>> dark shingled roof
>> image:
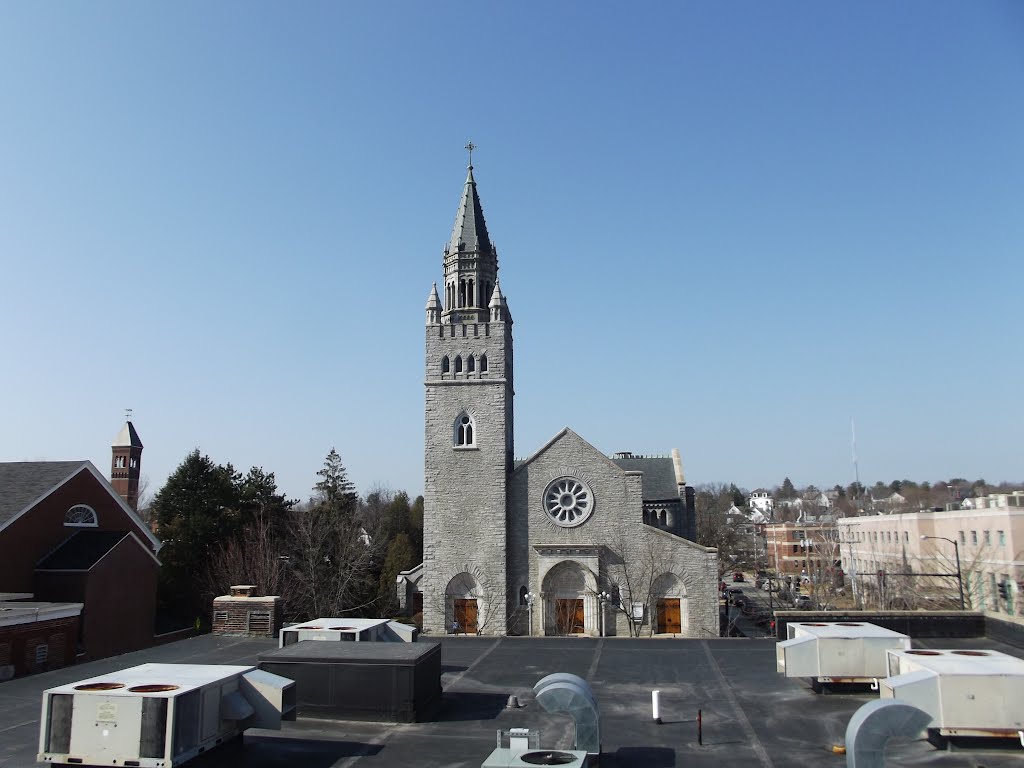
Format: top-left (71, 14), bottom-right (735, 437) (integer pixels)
top-left (0, 461), bottom-right (89, 525)
top-left (36, 530), bottom-right (130, 571)
top-left (611, 456), bottom-right (680, 500)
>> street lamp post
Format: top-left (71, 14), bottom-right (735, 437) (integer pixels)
top-left (525, 592), bottom-right (537, 636)
top-left (921, 535), bottom-right (965, 610)
top-left (597, 592), bottom-right (611, 637)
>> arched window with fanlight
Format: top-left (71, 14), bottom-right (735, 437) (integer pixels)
top-left (454, 412), bottom-right (475, 447)
top-left (64, 504), bottom-right (98, 527)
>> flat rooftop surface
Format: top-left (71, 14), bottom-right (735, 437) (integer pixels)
top-left (261, 639), bottom-right (440, 663)
top-left (3, 634), bottom-right (1024, 767)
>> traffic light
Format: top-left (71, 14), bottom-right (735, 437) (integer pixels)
top-left (998, 581), bottom-right (1010, 601)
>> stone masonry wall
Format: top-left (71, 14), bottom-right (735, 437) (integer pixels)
top-left (508, 429), bottom-right (718, 637)
top-left (423, 320), bottom-right (512, 635)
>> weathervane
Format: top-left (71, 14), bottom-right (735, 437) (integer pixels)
top-left (125, 408), bottom-right (133, 422)
top-left (465, 140), bottom-right (476, 167)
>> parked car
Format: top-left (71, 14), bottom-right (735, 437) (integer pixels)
top-left (794, 595), bottom-right (812, 610)
top-left (732, 572), bottom-right (745, 582)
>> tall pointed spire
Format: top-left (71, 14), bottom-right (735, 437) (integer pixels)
top-left (446, 164), bottom-right (493, 260)
top-left (439, 146), bottom-right (500, 323)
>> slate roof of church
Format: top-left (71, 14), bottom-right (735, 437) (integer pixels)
top-left (36, 530), bottom-right (131, 571)
top-left (611, 456), bottom-right (680, 501)
top-left (0, 461), bottom-right (88, 525)
top-left (447, 165), bottom-right (493, 256)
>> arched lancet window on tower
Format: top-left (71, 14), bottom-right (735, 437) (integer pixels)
top-left (480, 354), bottom-right (488, 372)
top-left (442, 356), bottom-right (450, 374)
top-left (468, 278), bottom-right (475, 307)
top-left (454, 355), bottom-right (463, 374)
top-left (455, 413), bottom-right (475, 447)
top-left (467, 355), bottom-right (475, 373)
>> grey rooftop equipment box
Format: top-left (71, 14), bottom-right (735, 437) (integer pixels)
top-left (258, 639), bottom-right (441, 722)
top-left (777, 621), bottom-right (911, 688)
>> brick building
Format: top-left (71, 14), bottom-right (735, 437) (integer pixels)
top-left (0, 596), bottom-right (82, 679)
top-left (764, 521), bottom-right (841, 581)
top-left (0, 420), bottom-right (162, 662)
top-left (413, 158), bottom-right (718, 637)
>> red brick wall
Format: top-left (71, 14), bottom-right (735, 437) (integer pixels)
top-left (0, 615), bottom-right (79, 679)
top-left (212, 597), bottom-right (282, 638)
top-left (0, 468), bottom-right (157, 593)
top-left (35, 537), bottom-right (157, 660)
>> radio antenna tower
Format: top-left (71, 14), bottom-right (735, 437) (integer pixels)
top-left (851, 418), bottom-right (860, 500)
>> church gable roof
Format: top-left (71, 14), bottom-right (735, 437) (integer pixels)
top-left (513, 428), bottom-right (635, 481)
top-left (0, 460), bottom-right (162, 552)
top-left (610, 456), bottom-right (680, 501)
top-left (0, 461), bottom-right (89, 525)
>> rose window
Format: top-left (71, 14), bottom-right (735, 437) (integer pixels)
top-left (544, 477), bottom-right (594, 528)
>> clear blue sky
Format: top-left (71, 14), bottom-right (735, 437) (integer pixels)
top-left (2, 2), bottom-right (1022, 503)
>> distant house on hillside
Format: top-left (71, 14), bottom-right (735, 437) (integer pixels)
top-left (749, 489), bottom-right (774, 518)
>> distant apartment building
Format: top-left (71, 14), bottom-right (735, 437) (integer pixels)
top-left (837, 491), bottom-right (1024, 615)
top-left (764, 521), bottom-right (840, 580)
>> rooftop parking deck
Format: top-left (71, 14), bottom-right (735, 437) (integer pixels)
top-left (3, 633), bottom-right (1023, 767)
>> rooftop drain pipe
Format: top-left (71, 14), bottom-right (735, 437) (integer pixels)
top-left (533, 673), bottom-right (601, 758)
top-left (845, 699), bottom-right (931, 768)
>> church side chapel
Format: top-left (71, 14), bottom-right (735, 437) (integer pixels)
top-left (414, 147), bottom-right (718, 637)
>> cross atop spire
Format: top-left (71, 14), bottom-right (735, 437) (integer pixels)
top-left (465, 140), bottom-right (476, 168)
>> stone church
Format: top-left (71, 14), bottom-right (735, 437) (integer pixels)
top-left (401, 159), bottom-right (719, 637)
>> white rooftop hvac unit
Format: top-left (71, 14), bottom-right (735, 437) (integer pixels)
top-left (38, 663), bottom-right (295, 767)
top-left (776, 622), bottom-right (911, 688)
top-left (481, 728), bottom-right (588, 767)
top-left (280, 617), bottom-right (416, 646)
top-left (881, 648), bottom-right (1024, 743)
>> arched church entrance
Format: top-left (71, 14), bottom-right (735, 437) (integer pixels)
top-left (445, 572), bottom-right (482, 634)
top-left (652, 572), bottom-right (688, 635)
top-left (541, 560), bottom-right (595, 636)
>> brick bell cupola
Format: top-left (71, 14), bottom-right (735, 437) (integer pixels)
top-left (421, 146), bottom-right (514, 635)
top-left (111, 412), bottom-right (143, 511)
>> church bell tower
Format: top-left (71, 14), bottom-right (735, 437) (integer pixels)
top-left (422, 147), bottom-right (514, 635)
top-left (111, 412), bottom-right (143, 511)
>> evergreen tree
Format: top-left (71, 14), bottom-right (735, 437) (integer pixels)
top-left (409, 495), bottom-right (424, 562)
top-left (151, 449), bottom-right (242, 620)
top-left (780, 477), bottom-right (797, 499)
top-left (288, 448), bottom-right (375, 617)
top-left (314, 447), bottom-right (358, 515)
top-left (377, 533), bottom-right (416, 615)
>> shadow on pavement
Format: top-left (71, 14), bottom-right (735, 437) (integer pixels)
top-left (437, 691), bottom-right (510, 722)
top-left (604, 746), bottom-right (676, 767)
top-left (190, 735), bottom-right (384, 767)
